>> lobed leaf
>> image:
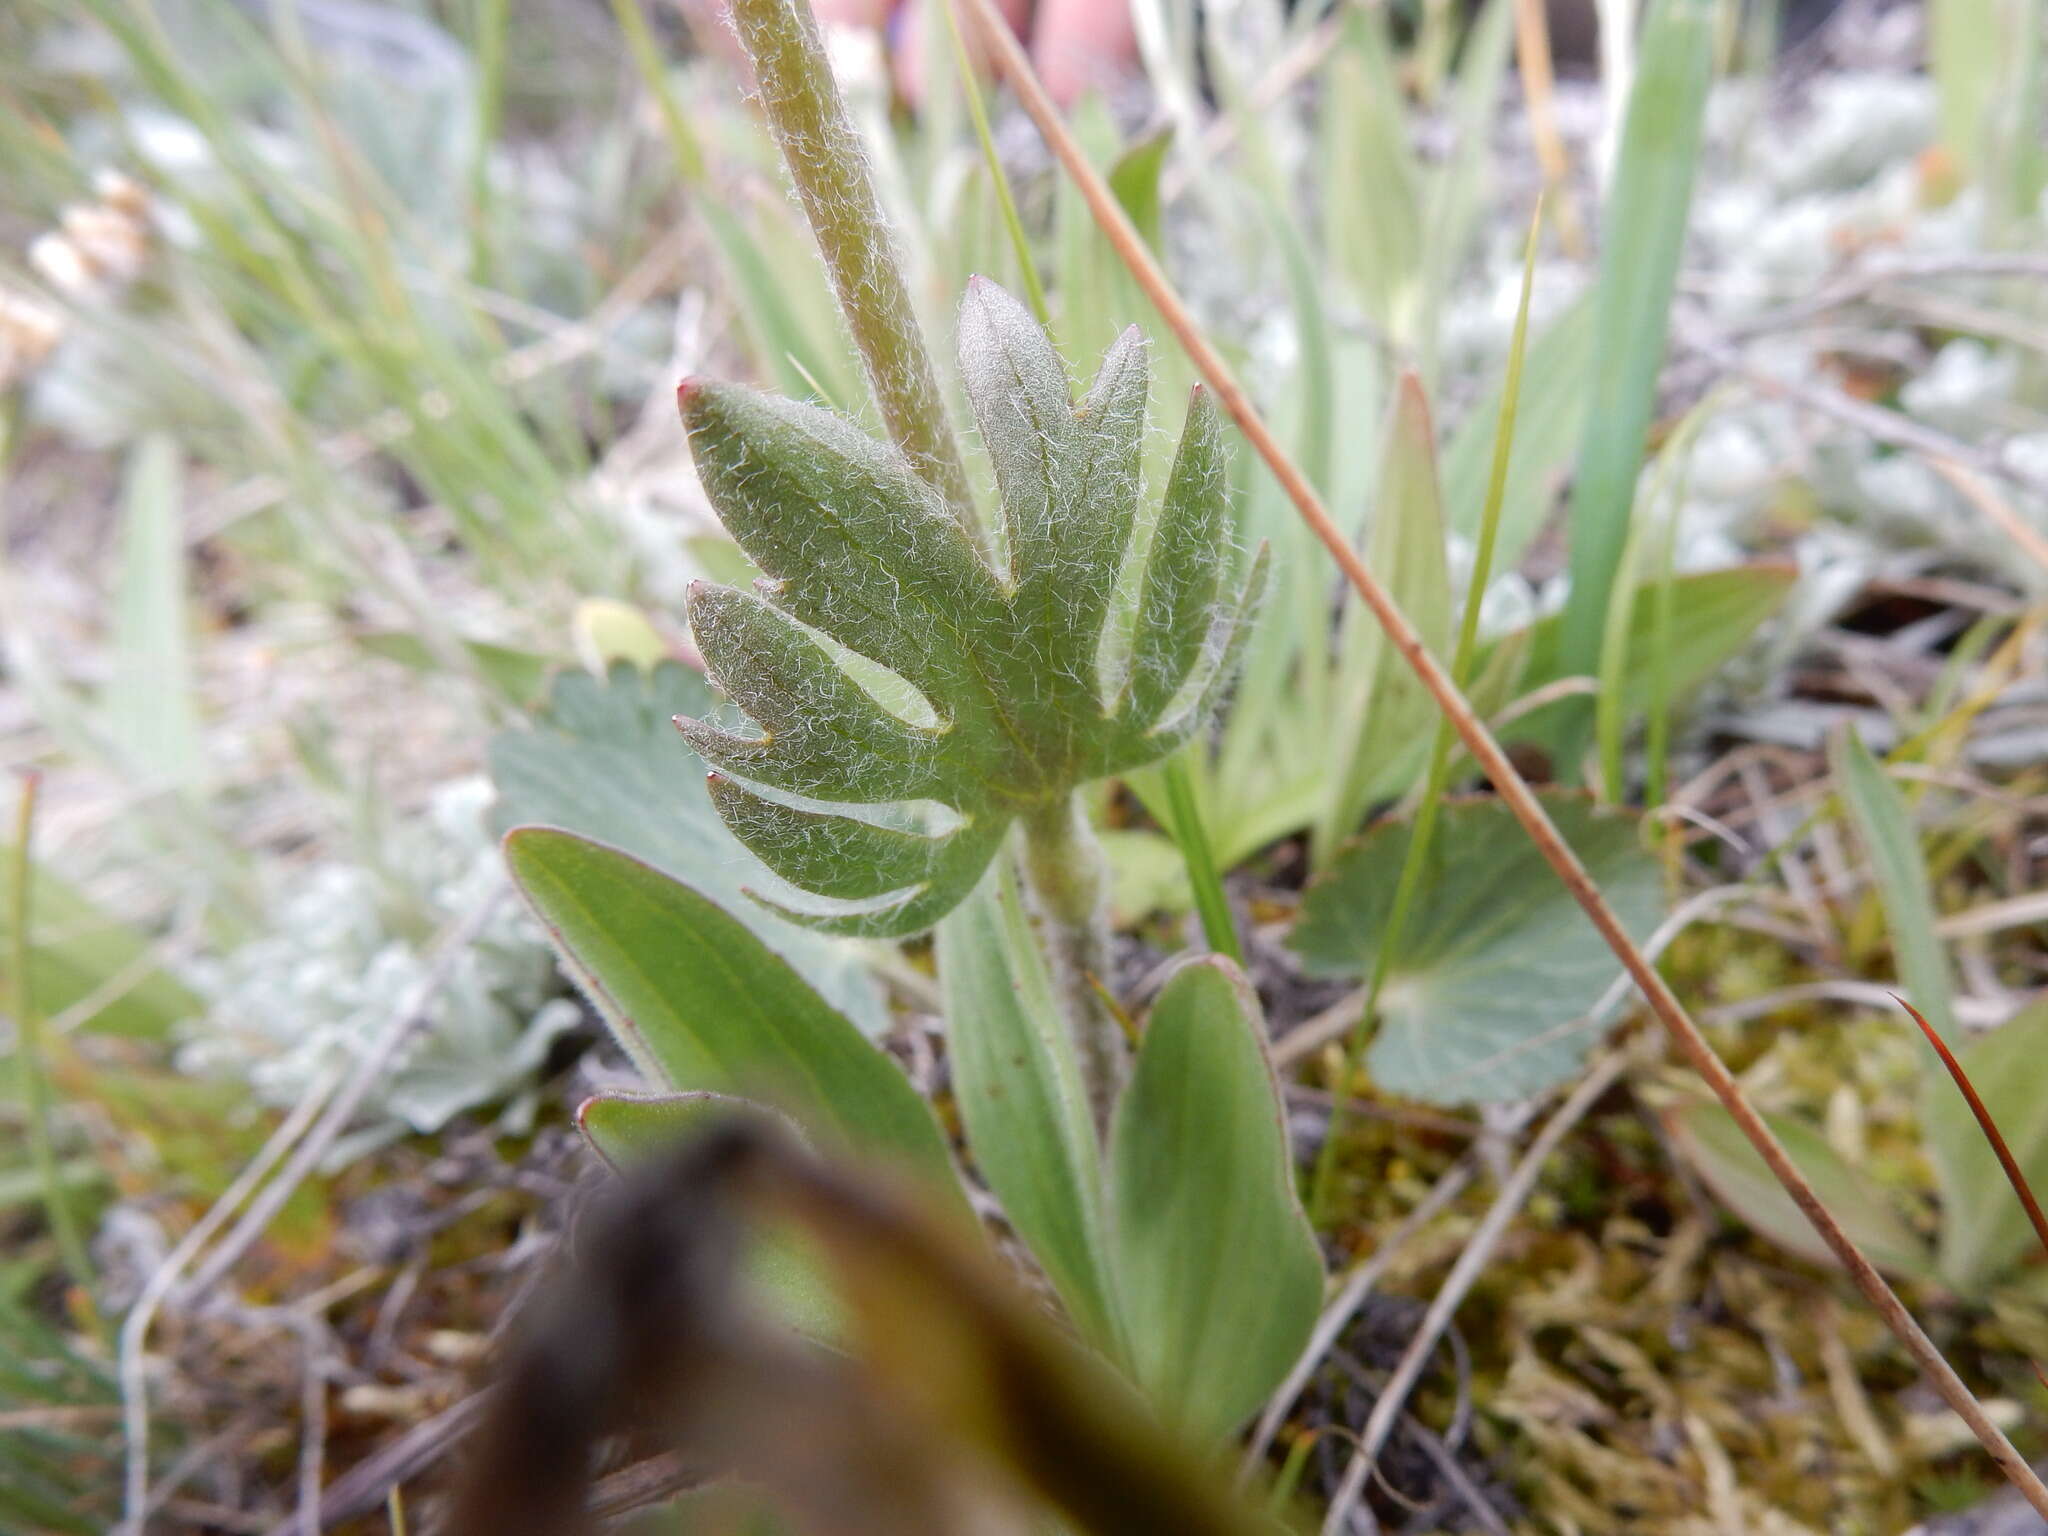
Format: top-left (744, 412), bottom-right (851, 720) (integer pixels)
top-left (676, 281), bottom-right (1263, 936)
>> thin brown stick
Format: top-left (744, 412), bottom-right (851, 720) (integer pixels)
top-left (1898, 995), bottom-right (2048, 1264)
top-left (960, 0), bottom-right (2048, 1513)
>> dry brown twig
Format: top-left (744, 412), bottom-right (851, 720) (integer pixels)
top-left (958, 0), bottom-right (2048, 1513)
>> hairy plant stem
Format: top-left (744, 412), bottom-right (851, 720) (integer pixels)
top-left (726, 0), bottom-right (978, 536)
top-left (1018, 795), bottom-right (1127, 1138)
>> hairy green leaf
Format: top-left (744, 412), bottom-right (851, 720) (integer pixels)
top-left (488, 660), bottom-right (884, 1030)
top-left (1108, 959), bottom-right (1322, 1440)
top-left (1292, 795), bottom-right (1663, 1104)
top-left (675, 280), bottom-right (1265, 937)
top-left (505, 828), bottom-right (956, 1201)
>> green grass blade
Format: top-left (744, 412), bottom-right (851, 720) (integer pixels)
top-left (106, 435), bottom-right (204, 792)
top-left (1552, 0), bottom-right (1713, 769)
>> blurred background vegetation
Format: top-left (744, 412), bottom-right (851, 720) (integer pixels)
top-left (3, 0), bottom-right (2048, 1529)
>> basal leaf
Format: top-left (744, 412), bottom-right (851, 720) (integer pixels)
top-left (1108, 959), bottom-right (1323, 1440)
top-left (1291, 794), bottom-right (1663, 1104)
top-left (1923, 1003), bottom-right (2048, 1293)
top-left (936, 860), bottom-right (1113, 1344)
top-left (504, 828), bottom-right (957, 1204)
top-left (675, 280), bottom-right (1265, 937)
top-left (1831, 727), bottom-right (1959, 1047)
top-left (488, 659), bottom-right (884, 1030)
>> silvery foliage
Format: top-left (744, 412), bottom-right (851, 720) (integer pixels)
top-left (1445, 71), bottom-right (2048, 738)
top-left (676, 279), bottom-right (1266, 936)
top-left (178, 778), bottom-right (578, 1143)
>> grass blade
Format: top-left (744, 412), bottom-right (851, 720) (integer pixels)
top-left (106, 435), bottom-right (204, 792)
top-left (1551, 0), bottom-right (1713, 770)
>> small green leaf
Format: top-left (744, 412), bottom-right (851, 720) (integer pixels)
top-left (1291, 794), bottom-right (1663, 1104)
top-left (1831, 727), bottom-right (1958, 1047)
top-left (936, 860), bottom-right (1113, 1343)
top-left (1924, 1004), bottom-right (2048, 1293)
top-left (1669, 1101), bottom-right (1933, 1279)
top-left (488, 660), bottom-right (883, 1030)
top-left (106, 435), bottom-right (205, 791)
top-left (1108, 959), bottom-right (1323, 1440)
top-left (675, 282), bottom-right (1262, 937)
top-left (505, 828), bottom-right (958, 1202)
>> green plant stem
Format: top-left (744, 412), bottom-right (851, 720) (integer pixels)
top-left (728, 0), bottom-right (978, 535)
top-left (612, 0), bottom-right (708, 184)
top-left (1160, 754), bottom-right (1244, 965)
top-left (9, 772), bottom-right (98, 1309)
top-left (1019, 795), bottom-right (1128, 1138)
top-left (466, 0), bottom-right (508, 285)
top-left (941, 0), bottom-right (1051, 326)
top-left (1308, 204), bottom-right (1541, 1222)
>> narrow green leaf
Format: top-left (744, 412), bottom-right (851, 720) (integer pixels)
top-left (1317, 376), bottom-right (1453, 858)
top-left (1924, 1004), bottom-right (2048, 1292)
top-left (936, 860), bottom-right (1113, 1343)
top-left (1498, 561), bottom-right (1798, 746)
top-left (355, 630), bottom-right (551, 705)
top-left (1552, 0), bottom-right (1714, 759)
top-left (1323, 9), bottom-right (1424, 340)
top-left (106, 435), bottom-right (204, 790)
top-left (504, 828), bottom-right (958, 1201)
top-left (0, 844), bottom-right (201, 1041)
top-left (1830, 727), bottom-right (1958, 1047)
top-left (1443, 296), bottom-right (1596, 572)
top-left (1669, 1101), bottom-right (1933, 1279)
top-left (1108, 959), bottom-right (1322, 1439)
